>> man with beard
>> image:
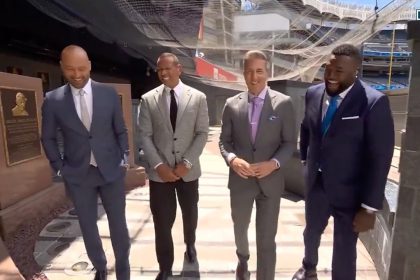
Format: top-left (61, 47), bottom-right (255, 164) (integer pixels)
top-left (292, 44), bottom-right (394, 280)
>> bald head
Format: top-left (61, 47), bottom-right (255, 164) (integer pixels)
top-left (61, 45), bottom-right (89, 61)
top-left (60, 45), bottom-right (91, 89)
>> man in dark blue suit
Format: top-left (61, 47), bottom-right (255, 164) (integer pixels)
top-left (292, 44), bottom-right (394, 280)
top-left (41, 45), bottom-right (130, 280)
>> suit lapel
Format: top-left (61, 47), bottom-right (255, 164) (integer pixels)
top-left (254, 89), bottom-right (275, 145)
top-left (64, 84), bottom-right (89, 135)
top-left (91, 82), bottom-right (100, 132)
top-left (313, 85), bottom-right (326, 139)
top-left (237, 92), bottom-right (251, 144)
top-left (176, 86), bottom-right (192, 125)
top-left (153, 85), bottom-right (172, 132)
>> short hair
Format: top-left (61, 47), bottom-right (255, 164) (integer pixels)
top-left (157, 52), bottom-right (180, 65)
top-left (331, 44), bottom-right (362, 65)
top-left (243, 50), bottom-right (269, 70)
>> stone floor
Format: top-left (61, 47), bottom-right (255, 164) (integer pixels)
top-left (33, 127), bottom-right (381, 280)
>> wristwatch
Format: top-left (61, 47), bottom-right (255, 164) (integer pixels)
top-left (183, 158), bottom-right (193, 169)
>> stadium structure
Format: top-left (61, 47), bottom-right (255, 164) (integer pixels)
top-left (193, 0), bottom-right (416, 91)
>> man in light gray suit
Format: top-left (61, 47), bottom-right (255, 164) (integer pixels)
top-left (138, 53), bottom-right (209, 280)
top-left (41, 45), bottom-right (130, 280)
top-left (219, 50), bottom-right (297, 280)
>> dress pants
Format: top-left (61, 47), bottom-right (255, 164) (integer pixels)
top-left (149, 179), bottom-right (199, 271)
top-left (303, 172), bottom-right (359, 280)
top-left (65, 165), bottom-right (130, 280)
top-left (230, 185), bottom-right (281, 280)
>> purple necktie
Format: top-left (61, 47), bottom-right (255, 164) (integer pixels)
top-left (250, 96), bottom-right (263, 143)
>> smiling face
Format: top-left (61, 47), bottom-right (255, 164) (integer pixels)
top-left (60, 46), bottom-right (91, 89)
top-left (156, 54), bottom-right (182, 89)
top-left (324, 54), bottom-right (359, 96)
top-left (243, 58), bottom-right (268, 96)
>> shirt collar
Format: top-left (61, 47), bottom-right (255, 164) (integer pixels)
top-left (248, 86), bottom-right (268, 101)
top-left (165, 80), bottom-right (183, 97)
top-left (70, 78), bottom-right (92, 96)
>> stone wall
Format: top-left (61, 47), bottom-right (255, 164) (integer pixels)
top-left (387, 21), bottom-right (420, 280)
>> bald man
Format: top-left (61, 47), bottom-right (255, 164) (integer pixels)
top-left (41, 45), bottom-right (130, 280)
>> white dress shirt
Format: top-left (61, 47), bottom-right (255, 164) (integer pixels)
top-left (164, 81), bottom-right (184, 112)
top-left (70, 78), bottom-right (93, 121)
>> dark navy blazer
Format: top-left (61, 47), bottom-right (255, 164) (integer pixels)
top-left (300, 79), bottom-right (394, 209)
top-left (41, 81), bottom-right (128, 185)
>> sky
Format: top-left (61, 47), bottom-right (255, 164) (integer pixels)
top-left (340, 0), bottom-right (420, 8)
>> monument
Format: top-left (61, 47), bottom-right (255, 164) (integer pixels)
top-left (107, 82), bottom-right (146, 189)
top-left (0, 72), bottom-right (64, 239)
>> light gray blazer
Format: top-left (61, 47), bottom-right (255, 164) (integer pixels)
top-left (138, 83), bottom-right (209, 182)
top-left (219, 89), bottom-right (297, 197)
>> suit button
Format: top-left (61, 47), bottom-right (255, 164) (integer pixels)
top-left (172, 151), bottom-right (175, 154)
top-left (253, 148), bottom-right (256, 152)
top-left (89, 136), bottom-right (92, 139)
top-left (174, 138), bottom-right (177, 141)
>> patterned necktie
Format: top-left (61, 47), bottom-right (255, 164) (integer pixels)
top-left (78, 89), bottom-right (96, 166)
top-left (250, 96), bottom-right (263, 143)
top-left (170, 89), bottom-right (178, 131)
top-left (321, 95), bottom-right (339, 135)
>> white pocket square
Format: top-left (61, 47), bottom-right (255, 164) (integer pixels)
top-left (341, 116), bottom-right (359, 120)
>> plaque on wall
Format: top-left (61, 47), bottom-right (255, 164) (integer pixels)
top-left (0, 87), bottom-right (42, 166)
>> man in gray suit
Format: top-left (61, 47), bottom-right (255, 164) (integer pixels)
top-left (138, 53), bottom-right (209, 280)
top-left (219, 50), bottom-right (296, 280)
top-left (41, 45), bottom-right (130, 280)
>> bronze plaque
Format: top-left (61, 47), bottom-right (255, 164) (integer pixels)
top-left (0, 87), bottom-right (42, 166)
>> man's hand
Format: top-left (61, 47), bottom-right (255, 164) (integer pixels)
top-left (174, 163), bottom-right (190, 178)
top-left (230, 157), bottom-right (255, 179)
top-left (156, 164), bottom-right (180, 182)
top-left (250, 160), bottom-right (277, 179)
top-left (353, 208), bottom-right (376, 232)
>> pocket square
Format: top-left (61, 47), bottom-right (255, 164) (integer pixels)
top-left (268, 115), bottom-right (279, 121)
top-left (341, 116), bottom-right (359, 120)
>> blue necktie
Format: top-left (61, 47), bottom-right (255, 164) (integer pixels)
top-left (321, 95), bottom-right (339, 135)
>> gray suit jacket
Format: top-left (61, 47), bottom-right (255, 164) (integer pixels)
top-left (219, 89), bottom-right (297, 197)
top-left (138, 83), bottom-right (209, 182)
top-left (41, 81), bottom-right (128, 185)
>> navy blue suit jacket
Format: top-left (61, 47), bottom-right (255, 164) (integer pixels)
top-left (41, 81), bottom-right (128, 185)
top-left (300, 79), bottom-right (394, 209)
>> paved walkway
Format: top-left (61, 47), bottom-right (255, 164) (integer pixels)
top-left (34, 127), bottom-right (380, 279)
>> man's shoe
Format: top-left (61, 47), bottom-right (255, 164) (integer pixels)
top-left (94, 270), bottom-right (107, 280)
top-left (291, 267), bottom-right (318, 280)
top-left (236, 261), bottom-right (250, 280)
top-left (155, 270), bottom-right (172, 280)
top-left (185, 244), bottom-right (197, 263)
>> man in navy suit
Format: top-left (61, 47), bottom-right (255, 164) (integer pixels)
top-left (292, 44), bottom-right (394, 280)
top-left (41, 45), bottom-right (130, 280)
